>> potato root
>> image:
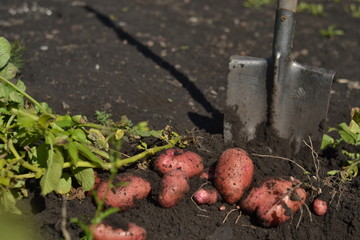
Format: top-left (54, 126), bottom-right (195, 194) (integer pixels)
top-left (90, 223), bottom-right (146, 240)
top-left (313, 198), bottom-right (327, 216)
top-left (214, 148), bottom-right (254, 204)
top-left (193, 187), bottom-right (218, 205)
top-left (154, 148), bottom-right (204, 178)
top-left (158, 169), bottom-right (190, 208)
top-left (96, 174), bottom-right (151, 211)
top-left (240, 177), bottom-right (307, 227)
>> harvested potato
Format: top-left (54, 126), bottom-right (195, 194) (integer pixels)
top-left (214, 148), bottom-right (254, 204)
top-left (158, 169), bottom-right (190, 208)
top-left (193, 187), bottom-right (218, 205)
top-left (96, 174), bottom-right (151, 211)
top-left (154, 148), bottom-right (204, 178)
top-left (313, 198), bottom-right (327, 216)
top-left (240, 177), bottom-right (307, 227)
top-left (90, 222), bottom-right (146, 240)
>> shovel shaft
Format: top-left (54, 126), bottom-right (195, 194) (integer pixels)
top-left (278, 0), bottom-right (298, 12)
top-left (273, 7), bottom-right (296, 60)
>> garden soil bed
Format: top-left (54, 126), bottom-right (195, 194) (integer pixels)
top-left (1, 0), bottom-right (360, 239)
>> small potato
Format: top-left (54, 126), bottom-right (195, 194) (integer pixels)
top-left (154, 148), bottom-right (204, 178)
top-left (240, 177), bottom-right (307, 227)
top-left (158, 169), bottom-right (190, 208)
top-left (214, 148), bottom-right (254, 204)
top-left (96, 174), bottom-right (151, 211)
top-left (313, 198), bottom-right (327, 216)
top-left (193, 187), bottom-right (218, 205)
top-left (90, 223), bottom-right (146, 240)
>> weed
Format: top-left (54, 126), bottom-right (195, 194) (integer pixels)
top-left (297, 2), bottom-right (325, 16)
top-left (95, 110), bottom-right (112, 125)
top-left (348, 4), bottom-right (360, 18)
top-left (320, 25), bottom-right (344, 38)
top-left (243, 0), bottom-right (275, 8)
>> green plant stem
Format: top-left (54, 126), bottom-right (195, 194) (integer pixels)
top-left (78, 123), bottom-right (114, 131)
top-left (5, 115), bottom-right (16, 128)
top-left (14, 173), bottom-right (36, 179)
top-left (62, 160), bottom-right (111, 169)
top-left (0, 75), bottom-right (48, 114)
top-left (86, 145), bottom-right (110, 159)
top-left (114, 136), bottom-right (182, 168)
top-left (62, 136), bottom-right (182, 170)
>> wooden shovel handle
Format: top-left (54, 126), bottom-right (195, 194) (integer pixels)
top-left (278, 0), bottom-right (298, 12)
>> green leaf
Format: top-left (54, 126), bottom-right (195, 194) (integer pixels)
top-left (72, 167), bottom-right (95, 191)
top-left (54, 115), bottom-right (75, 128)
top-left (55, 172), bottom-right (72, 194)
top-left (7, 80), bottom-right (25, 105)
top-left (0, 63), bottom-right (18, 80)
top-left (15, 109), bottom-right (37, 129)
top-left (69, 128), bottom-right (91, 144)
top-left (0, 84), bottom-right (10, 101)
top-left (327, 170), bottom-right (340, 176)
top-left (36, 102), bottom-right (53, 114)
top-left (28, 144), bottom-right (48, 168)
top-left (339, 129), bottom-right (356, 145)
top-left (40, 147), bottom-right (64, 195)
top-left (74, 141), bottom-right (104, 167)
top-left (9, 91), bottom-right (23, 105)
top-left (0, 37), bottom-right (11, 69)
top-left (348, 119), bottom-right (360, 134)
top-left (321, 134), bottom-right (335, 149)
top-left (37, 114), bottom-right (55, 129)
top-left (66, 140), bottom-right (79, 165)
top-left (0, 191), bottom-right (22, 215)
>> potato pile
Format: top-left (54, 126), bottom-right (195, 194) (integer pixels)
top-left (89, 146), bottom-right (326, 238)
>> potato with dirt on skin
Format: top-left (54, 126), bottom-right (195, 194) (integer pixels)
top-left (154, 148), bottom-right (204, 178)
top-left (193, 187), bottom-right (219, 205)
top-left (96, 174), bottom-right (151, 211)
top-left (90, 222), bottom-right (146, 240)
top-left (313, 198), bottom-right (327, 216)
top-left (214, 148), bottom-right (254, 204)
top-left (158, 169), bottom-right (190, 208)
top-left (240, 177), bottom-right (307, 227)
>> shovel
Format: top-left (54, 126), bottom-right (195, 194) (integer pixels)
top-left (224, 0), bottom-right (335, 154)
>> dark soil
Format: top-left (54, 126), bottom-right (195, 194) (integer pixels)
top-left (1, 0), bottom-right (360, 239)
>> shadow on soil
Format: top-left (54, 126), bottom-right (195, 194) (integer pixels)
top-left (83, 5), bottom-right (224, 134)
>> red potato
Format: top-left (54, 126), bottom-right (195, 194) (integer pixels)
top-left (154, 148), bottom-right (204, 178)
top-left (158, 169), bottom-right (190, 208)
top-left (214, 148), bottom-right (254, 204)
top-left (313, 198), bottom-right (327, 216)
top-left (90, 223), bottom-right (146, 240)
top-left (240, 177), bottom-right (307, 227)
top-left (193, 187), bottom-right (218, 205)
top-left (96, 174), bottom-right (151, 211)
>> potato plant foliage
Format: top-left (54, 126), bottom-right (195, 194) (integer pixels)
top-left (321, 107), bottom-right (360, 182)
top-left (0, 37), bottom-right (183, 214)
